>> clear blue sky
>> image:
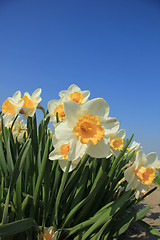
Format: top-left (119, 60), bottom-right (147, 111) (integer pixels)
top-left (0, 0), bottom-right (160, 157)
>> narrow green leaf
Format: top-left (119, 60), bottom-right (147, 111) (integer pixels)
top-left (10, 139), bottom-right (31, 192)
top-left (1, 187), bottom-right (10, 224)
top-left (0, 136), bottom-right (8, 175)
top-left (0, 218), bottom-right (37, 237)
top-left (6, 135), bottom-right (14, 175)
top-left (31, 137), bottom-right (50, 214)
top-left (54, 161), bottom-right (71, 225)
top-left (138, 219), bottom-right (160, 238)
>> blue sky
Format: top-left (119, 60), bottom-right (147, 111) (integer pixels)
top-left (0, 0), bottom-right (160, 157)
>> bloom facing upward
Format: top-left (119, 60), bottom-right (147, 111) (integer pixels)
top-left (59, 84), bottom-right (90, 104)
top-left (124, 150), bottom-right (160, 198)
top-left (22, 88), bottom-right (42, 119)
top-left (54, 98), bottom-right (120, 160)
top-left (2, 91), bottom-right (24, 116)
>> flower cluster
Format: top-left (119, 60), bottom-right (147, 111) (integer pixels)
top-left (1, 84), bottom-right (160, 199)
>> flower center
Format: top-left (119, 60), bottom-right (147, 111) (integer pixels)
top-left (2, 99), bottom-right (17, 115)
top-left (110, 138), bottom-right (124, 151)
top-left (135, 166), bottom-right (155, 185)
top-left (60, 144), bottom-right (70, 160)
top-left (70, 91), bottom-right (83, 104)
top-left (22, 96), bottom-right (35, 109)
top-left (54, 104), bottom-right (66, 120)
top-left (74, 113), bottom-right (105, 145)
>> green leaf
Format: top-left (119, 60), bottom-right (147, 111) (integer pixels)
top-left (6, 134), bottom-right (14, 175)
top-left (54, 161), bottom-right (71, 225)
top-left (138, 219), bottom-right (160, 238)
top-left (31, 137), bottom-right (50, 216)
top-left (1, 187), bottom-right (10, 224)
top-left (0, 218), bottom-right (37, 237)
top-left (0, 135), bottom-right (8, 175)
top-left (10, 139), bottom-right (31, 192)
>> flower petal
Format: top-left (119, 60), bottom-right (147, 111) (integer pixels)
top-left (32, 88), bottom-right (42, 98)
top-left (146, 152), bottom-right (158, 168)
top-left (136, 150), bottom-right (147, 166)
top-left (101, 117), bottom-right (120, 134)
top-left (63, 101), bottom-right (84, 126)
top-left (58, 159), bottom-right (79, 172)
top-left (68, 84), bottom-right (81, 92)
top-left (12, 91), bottom-right (21, 100)
top-left (82, 98), bottom-right (110, 118)
top-left (81, 90), bottom-right (90, 103)
top-left (68, 136), bottom-right (87, 161)
top-left (86, 135), bottom-right (111, 158)
top-left (55, 120), bottom-right (74, 141)
top-left (49, 148), bottom-right (62, 161)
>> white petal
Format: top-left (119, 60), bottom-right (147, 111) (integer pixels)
top-left (146, 152), bottom-right (158, 168)
top-left (24, 92), bottom-right (31, 99)
top-left (68, 84), bottom-right (81, 92)
top-left (59, 90), bottom-right (68, 98)
top-left (137, 182), bottom-right (148, 194)
top-left (68, 137), bottom-right (87, 161)
top-left (23, 108), bottom-right (36, 119)
top-left (49, 148), bottom-right (62, 161)
top-left (48, 100), bottom-right (59, 111)
top-left (63, 101), bottom-right (82, 126)
top-left (136, 150), bottom-right (147, 166)
top-left (124, 166), bottom-right (135, 183)
top-left (86, 135), bottom-right (111, 158)
top-left (126, 176), bottom-right (140, 191)
top-left (116, 129), bottom-right (126, 139)
top-left (58, 159), bottom-right (79, 172)
top-left (54, 120), bottom-right (74, 141)
top-left (101, 118), bottom-right (120, 135)
top-left (81, 90), bottom-right (90, 103)
top-left (12, 91), bottom-right (21, 100)
top-left (82, 98), bottom-right (109, 118)
top-left (32, 88), bottom-right (42, 98)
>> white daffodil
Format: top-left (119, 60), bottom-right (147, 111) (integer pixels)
top-left (126, 141), bottom-right (142, 162)
top-left (2, 91), bottom-right (24, 117)
top-left (110, 129), bottom-right (126, 157)
top-left (124, 150), bottom-right (160, 198)
top-left (12, 117), bottom-right (27, 143)
top-left (54, 98), bottom-right (120, 160)
top-left (39, 226), bottom-right (58, 240)
top-left (47, 98), bottom-right (66, 124)
top-left (49, 136), bottom-right (82, 172)
top-left (1, 113), bottom-right (15, 130)
top-left (59, 84), bottom-right (90, 104)
top-left (22, 88), bottom-right (42, 119)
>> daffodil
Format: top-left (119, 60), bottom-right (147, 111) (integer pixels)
top-left (22, 88), bottom-right (42, 119)
top-left (39, 226), bottom-right (58, 240)
top-left (126, 141), bottom-right (142, 162)
top-left (110, 129), bottom-right (126, 157)
top-left (2, 91), bottom-right (24, 117)
top-left (54, 98), bottom-right (120, 160)
top-left (59, 84), bottom-right (90, 104)
top-left (47, 98), bottom-right (66, 123)
top-left (49, 136), bottom-right (82, 172)
top-left (1, 113), bottom-right (15, 129)
top-left (124, 150), bottom-right (160, 198)
top-left (12, 117), bottom-right (27, 143)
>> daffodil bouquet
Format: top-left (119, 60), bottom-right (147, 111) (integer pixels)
top-left (0, 84), bottom-right (160, 240)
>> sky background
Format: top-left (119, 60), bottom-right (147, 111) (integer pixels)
top-left (0, 0), bottom-right (160, 157)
